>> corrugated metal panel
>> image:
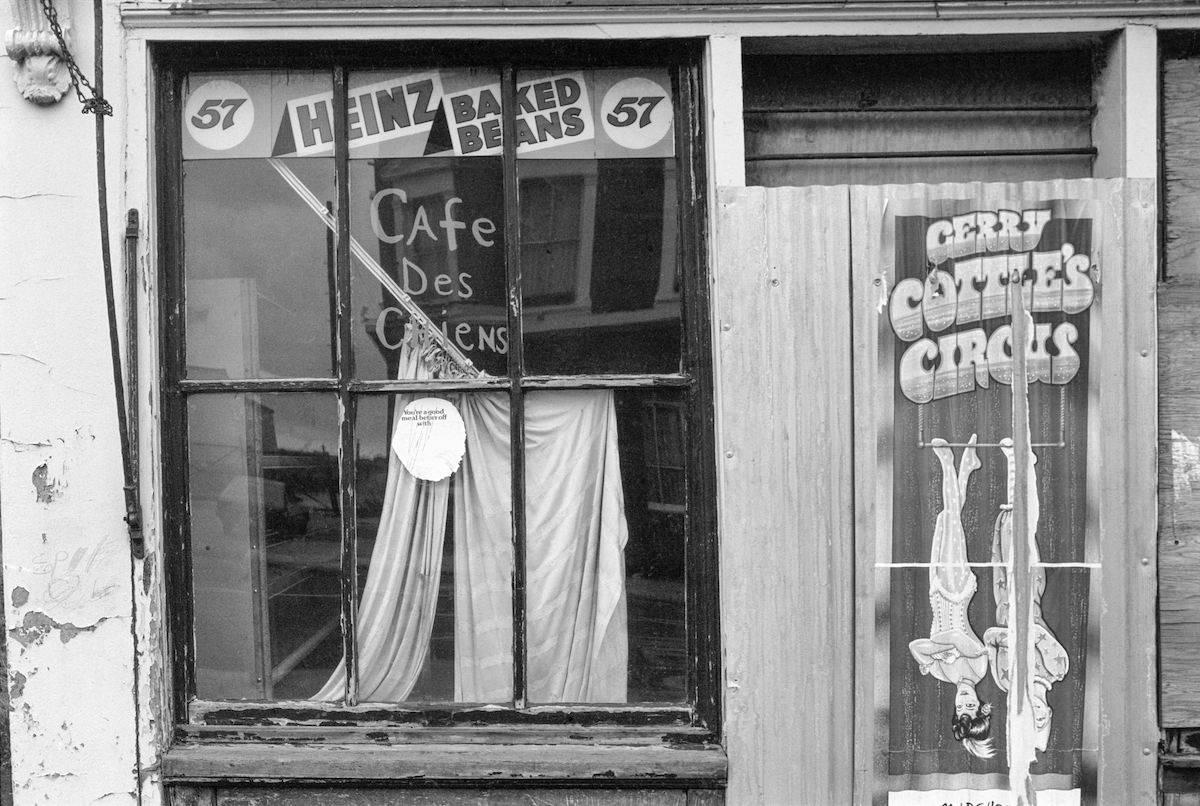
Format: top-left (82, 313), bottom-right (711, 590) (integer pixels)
top-left (744, 53), bottom-right (1095, 187)
top-left (714, 185), bottom-right (856, 805)
top-left (715, 180), bottom-right (1154, 803)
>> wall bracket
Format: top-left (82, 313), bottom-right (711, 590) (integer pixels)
top-left (5, 0), bottom-right (71, 105)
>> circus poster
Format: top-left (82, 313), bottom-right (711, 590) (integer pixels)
top-left (872, 195), bottom-right (1101, 805)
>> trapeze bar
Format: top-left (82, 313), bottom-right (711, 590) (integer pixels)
top-left (917, 441), bottom-right (1066, 449)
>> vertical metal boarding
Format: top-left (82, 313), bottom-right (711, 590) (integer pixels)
top-left (713, 179), bottom-right (1155, 805)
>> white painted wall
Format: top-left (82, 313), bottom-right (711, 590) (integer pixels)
top-left (0, 1), bottom-right (144, 803)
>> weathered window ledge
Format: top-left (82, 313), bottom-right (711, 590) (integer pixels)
top-left (162, 742), bottom-right (728, 787)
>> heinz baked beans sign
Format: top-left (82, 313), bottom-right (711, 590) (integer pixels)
top-left (182, 69), bottom-right (675, 160)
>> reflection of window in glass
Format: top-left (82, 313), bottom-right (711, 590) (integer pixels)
top-left (518, 159), bottom-right (681, 375)
top-left (353, 158), bottom-right (508, 379)
top-left (378, 189), bottom-right (452, 281)
top-left (617, 392), bottom-right (687, 701)
top-left (641, 396), bottom-right (686, 514)
top-left (166, 56), bottom-right (713, 741)
top-left (184, 158), bottom-right (336, 380)
top-left (188, 394), bottom-right (341, 700)
top-left (590, 161), bottom-right (668, 314)
top-left (520, 175), bottom-right (583, 306)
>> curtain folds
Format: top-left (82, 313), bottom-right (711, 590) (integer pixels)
top-left (455, 390), bottom-right (629, 703)
top-left (313, 337), bottom-right (449, 702)
top-left (453, 393), bottom-right (514, 702)
top-left (315, 332), bottom-right (628, 704)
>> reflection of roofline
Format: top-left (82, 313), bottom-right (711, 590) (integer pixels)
top-left (524, 300), bottom-right (681, 334)
top-left (626, 576), bottom-right (684, 604)
top-left (364, 298), bottom-right (686, 340)
top-left (372, 159), bottom-right (461, 186)
top-left (389, 299), bottom-right (681, 334)
top-left (259, 454), bottom-right (337, 471)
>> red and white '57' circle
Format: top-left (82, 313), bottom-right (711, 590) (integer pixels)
top-left (185, 80), bottom-right (255, 151)
top-left (601, 77), bottom-right (672, 151)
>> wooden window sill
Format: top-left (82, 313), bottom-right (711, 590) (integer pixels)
top-left (162, 741), bottom-right (728, 787)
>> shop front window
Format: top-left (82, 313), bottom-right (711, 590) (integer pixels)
top-left (162, 47), bottom-right (716, 729)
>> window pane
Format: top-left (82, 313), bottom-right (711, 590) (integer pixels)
top-left (188, 393), bottom-right (341, 700)
top-left (524, 389), bottom-right (687, 704)
top-left (183, 157), bottom-right (336, 379)
top-left (351, 392), bottom-right (511, 704)
top-left (351, 157), bottom-right (507, 379)
top-left (519, 160), bottom-right (681, 375)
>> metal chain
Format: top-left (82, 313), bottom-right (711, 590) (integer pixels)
top-left (39, 0), bottom-right (112, 116)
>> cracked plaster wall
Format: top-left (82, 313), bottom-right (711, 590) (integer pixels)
top-left (0, 2), bottom-right (145, 804)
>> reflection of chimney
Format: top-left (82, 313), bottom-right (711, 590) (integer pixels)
top-left (590, 161), bottom-right (665, 314)
top-left (373, 162), bottom-right (404, 379)
top-left (326, 201), bottom-right (338, 374)
top-left (259, 404), bottom-right (278, 454)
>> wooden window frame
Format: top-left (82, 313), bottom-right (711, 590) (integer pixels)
top-left (155, 40), bottom-right (721, 753)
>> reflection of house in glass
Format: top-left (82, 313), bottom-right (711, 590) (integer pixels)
top-left (359, 157), bottom-right (681, 378)
top-left (360, 157), bottom-right (508, 378)
top-left (189, 390), bottom-right (343, 701)
top-left (518, 159), bottom-right (681, 376)
top-left (184, 277), bottom-right (344, 699)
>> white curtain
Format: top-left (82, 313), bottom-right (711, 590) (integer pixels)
top-left (452, 393), bottom-right (513, 702)
top-left (312, 339), bottom-right (450, 702)
top-left (455, 390), bottom-right (629, 703)
top-left (315, 343), bottom-right (628, 703)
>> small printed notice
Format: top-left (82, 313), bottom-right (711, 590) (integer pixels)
top-left (391, 398), bottom-right (467, 482)
top-left (889, 789), bottom-right (1080, 806)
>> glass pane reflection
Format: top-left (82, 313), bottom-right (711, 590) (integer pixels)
top-left (524, 389), bottom-right (686, 704)
top-left (183, 159), bottom-right (336, 380)
top-left (351, 158), bottom-right (507, 379)
top-left (519, 160), bottom-right (681, 375)
top-left (188, 393), bottom-right (341, 700)
top-left (353, 393), bottom-right (511, 703)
